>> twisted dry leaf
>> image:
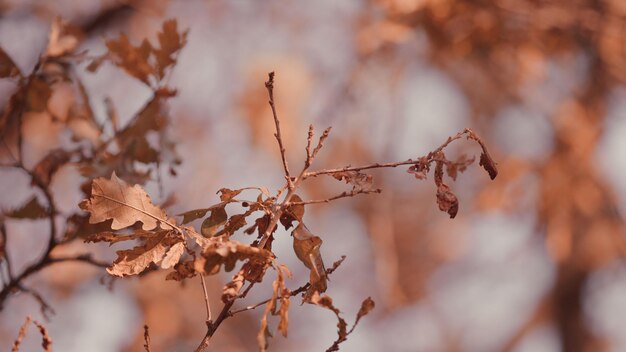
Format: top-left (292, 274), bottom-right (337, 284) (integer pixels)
top-left (107, 231), bottom-right (183, 277)
top-left (80, 172), bottom-right (174, 231)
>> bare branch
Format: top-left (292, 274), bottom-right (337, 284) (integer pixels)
top-left (143, 325), bottom-right (152, 352)
top-left (11, 316), bottom-right (31, 352)
top-left (290, 189), bottom-right (382, 206)
top-left (265, 72), bottom-right (293, 189)
top-left (200, 275), bottom-right (212, 325)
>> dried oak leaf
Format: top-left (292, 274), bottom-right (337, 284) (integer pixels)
top-left (258, 264), bottom-right (292, 351)
top-left (0, 47), bottom-right (20, 78)
top-left (194, 236), bottom-right (273, 275)
top-left (407, 158), bottom-right (430, 180)
top-left (6, 196), bottom-right (49, 219)
top-left (166, 260), bottom-right (196, 281)
top-left (310, 293), bottom-right (348, 347)
top-left (436, 183), bottom-right (459, 219)
top-left (292, 224), bottom-right (327, 301)
top-left (222, 271), bottom-right (245, 303)
top-left (217, 188), bottom-right (243, 201)
top-left (79, 172), bottom-right (174, 231)
top-left (83, 231), bottom-right (152, 245)
top-left (352, 297), bottom-right (375, 332)
top-left (200, 206), bottom-right (227, 237)
top-left (332, 171), bottom-right (373, 192)
top-left (280, 194), bottom-right (304, 230)
top-left (107, 230), bottom-right (183, 277)
top-left (177, 201), bottom-right (229, 224)
top-left (466, 130), bottom-right (498, 180)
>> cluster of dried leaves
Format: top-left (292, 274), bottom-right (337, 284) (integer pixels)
top-left (2, 16), bottom-right (498, 352)
top-left (77, 70), bottom-right (496, 350)
top-left (0, 18), bottom-right (184, 318)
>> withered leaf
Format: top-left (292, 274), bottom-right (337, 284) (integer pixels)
top-left (480, 151), bottom-right (498, 180)
top-left (353, 297), bottom-right (375, 331)
top-left (310, 293), bottom-right (348, 346)
top-left (222, 271), bottom-right (245, 303)
top-left (79, 172), bottom-right (174, 231)
top-left (83, 231), bottom-right (152, 245)
top-left (436, 183), bottom-right (459, 219)
top-left (107, 231), bottom-right (182, 277)
top-left (292, 224), bottom-right (327, 301)
top-left (407, 159), bottom-right (429, 180)
top-left (0, 47), bottom-right (20, 78)
top-left (280, 194), bottom-right (304, 230)
top-left (332, 171), bottom-right (373, 192)
top-left (194, 236), bottom-right (273, 275)
top-left (218, 188), bottom-right (243, 202)
top-left (161, 241), bottom-right (185, 269)
top-left (177, 201), bottom-right (229, 224)
top-left (166, 260), bottom-right (196, 281)
top-left (6, 197), bottom-right (49, 219)
top-left (466, 129), bottom-right (498, 180)
top-left (201, 206), bottom-right (228, 237)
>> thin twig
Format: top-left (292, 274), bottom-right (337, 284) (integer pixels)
top-left (11, 316), bottom-right (32, 352)
top-left (305, 125), bottom-right (314, 167)
top-left (32, 320), bottom-right (52, 352)
top-left (143, 325), bottom-right (152, 352)
top-left (289, 189), bottom-right (382, 205)
top-left (200, 275), bottom-right (212, 324)
top-left (265, 72), bottom-right (293, 190)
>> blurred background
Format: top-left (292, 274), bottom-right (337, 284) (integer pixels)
top-left (1, 0), bottom-right (626, 351)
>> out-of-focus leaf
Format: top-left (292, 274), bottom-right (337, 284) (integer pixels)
top-left (84, 231), bottom-right (151, 245)
top-left (353, 297), bottom-right (375, 331)
top-left (79, 172), bottom-right (174, 231)
top-left (25, 77), bottom-right (51, 112)
top-left (6, 197), bottom-right (49, 219)
top-left (201, 206), bottom-right (228, 237)
top-left (154, 19), bottom-right (188, 79)
top-left (45, 17), bottom-right (82, 57)
top-left (105, 33), bottom-right (154, 86)
top-left (0, 47), bottom-right (20, 78)
top-left (32, 149), bottom-right (71, 186)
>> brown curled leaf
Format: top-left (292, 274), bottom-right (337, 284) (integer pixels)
top-left (436, 183), bottom-right (459, 219)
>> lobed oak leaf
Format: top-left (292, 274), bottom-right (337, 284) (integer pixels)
top-left (106, 231), bottom-right (181, 277)
top-left (0, 47), bottom-right (20, 78)
top-left (80, 172), bottom-right (174, 231)
top-left (154, 19), bottom-right (187, 79)
top-left (5, 196), bottom-right (49, 219)
top-left (222, 271), bottom-right (245, 303)
top-left (105, 33), bottom-right (153, 86)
